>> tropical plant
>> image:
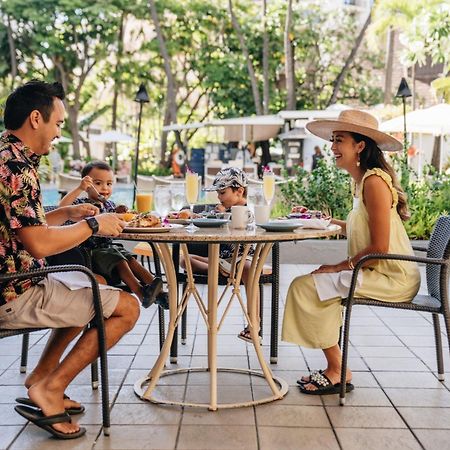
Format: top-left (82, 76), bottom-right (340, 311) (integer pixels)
top-left (280, 156), bottom-right (352, 221)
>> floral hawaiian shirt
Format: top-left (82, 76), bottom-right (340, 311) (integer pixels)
top-left (0, 132), bottom-right (47, 305)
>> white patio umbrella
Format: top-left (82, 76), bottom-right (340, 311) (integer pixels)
top-left (89, 130), bottom-right (134, 171)
top-left (381, 103), bottom-right (450, 172)
top-left (89, 130), bottom-right (134, 143)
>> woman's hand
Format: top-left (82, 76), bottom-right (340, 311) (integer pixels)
top-left (311, 260), bottom-right (349, 274)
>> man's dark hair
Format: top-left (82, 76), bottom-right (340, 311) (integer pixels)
top-left (81, 160), bottom-right (113, 177)
top-left (4, 81), bottom-right (65, 130)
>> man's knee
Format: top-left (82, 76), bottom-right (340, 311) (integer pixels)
top-left (116, 292), bottom-right (140, 330)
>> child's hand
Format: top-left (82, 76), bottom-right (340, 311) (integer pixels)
top-left (215, 204), bottom-right (226, 213)
top-left (79, 176), bottom-right (94, 192)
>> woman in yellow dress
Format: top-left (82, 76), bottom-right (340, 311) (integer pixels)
top-left (282, 109), bottom-right (420, 395)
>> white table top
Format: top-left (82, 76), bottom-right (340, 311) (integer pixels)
top-left (119, 224), bottom-right (341, 243)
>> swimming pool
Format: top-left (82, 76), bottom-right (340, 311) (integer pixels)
top-left (42, 186), bottom-right (135, 208)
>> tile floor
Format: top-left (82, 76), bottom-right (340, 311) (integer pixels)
top-left (1, 264), bottom-right (449, 450)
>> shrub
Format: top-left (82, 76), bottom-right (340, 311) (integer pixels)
top-left (279, 159), bottom-right (449, 240)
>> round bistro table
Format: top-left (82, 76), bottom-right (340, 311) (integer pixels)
top-left (119, 223), bottom-right (341, 410)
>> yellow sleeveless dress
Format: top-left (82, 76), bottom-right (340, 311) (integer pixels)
top-left (281, 168), bottom-right (421, 349)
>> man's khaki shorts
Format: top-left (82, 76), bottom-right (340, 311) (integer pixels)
top-left (0, 277), bottom-right (121, 329)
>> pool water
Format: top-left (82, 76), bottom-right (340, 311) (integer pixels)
top-left (42, 187), bottom-right (135, 208)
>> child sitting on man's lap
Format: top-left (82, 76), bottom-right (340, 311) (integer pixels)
top-left (59, 160), bottom-right (168, 308)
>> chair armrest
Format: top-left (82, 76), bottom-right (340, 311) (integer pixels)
top-left (345, 252), bottom-right (448, 306)
top-left (412, 245), bottom-right (428, 252)
top-left (0, 265), bottom-right (104, 329)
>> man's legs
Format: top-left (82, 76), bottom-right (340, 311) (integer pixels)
top-left (27, 291), bottom-right (140, 435)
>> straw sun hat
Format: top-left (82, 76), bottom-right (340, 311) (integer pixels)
top-left (305, 109), bottom-right (403, 152)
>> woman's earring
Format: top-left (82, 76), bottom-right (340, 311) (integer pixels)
top-left (356, 154), bottom-right (360, 167)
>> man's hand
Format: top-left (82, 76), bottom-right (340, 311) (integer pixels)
top-left (96, 213), bottom-right (126, 237)
top-left (67, 203), bottom-right (99, 222)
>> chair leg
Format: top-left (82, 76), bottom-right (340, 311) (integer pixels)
top-left (259, 283), bottom-right (264, 338)
top-left (91, 359), bottom-right (99, 389)
top-left (181, 282), bottom-right (188, 344)
top-left (158, 305), bottom-right (166, 351)
top-left (339, 304), bottom-right (353, 406)
top-left (20, 333), bottom-right (30, 373)
top-left (432, 313), bottom-right (445, 381)
top-left (270, 244), bottom-right (280, 364)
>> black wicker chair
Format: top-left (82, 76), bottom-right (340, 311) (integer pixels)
top-left (339, 215), bottom-right (450, 405)
top-left (0, 264), bottom-right (112, 435)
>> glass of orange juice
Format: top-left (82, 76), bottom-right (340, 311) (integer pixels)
top-left (136, 192), bottom-right (153, 213)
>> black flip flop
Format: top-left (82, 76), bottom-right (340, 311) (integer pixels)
top-left (15, 405), bottom-right (86, 440)
top-left (298, 371), bottom-right (355, 396)
top-left (15, 395), bottom-right (85, 415)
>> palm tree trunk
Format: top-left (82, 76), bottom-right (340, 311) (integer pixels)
top-left (284, 0), bottom-right (295, 110)
top-left (228, 0), bottom-right (263, 115)
top-left (149, 0), bottom-right (180, 163)
top-left (262, 0), bottom-right (270, 114)
top-left (327, 13), bottom-right (371, 106)
top-left (6, 15), bottom-right (17, 89)
top-left (383, 27), bottom-right (395, 105)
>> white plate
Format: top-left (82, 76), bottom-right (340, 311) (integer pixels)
top-left (167, 218), bottom-right (190, 225)
top-left (256, 220), bottom-right (303, 232)
top-left (192, 218), bottom-right (229, 228)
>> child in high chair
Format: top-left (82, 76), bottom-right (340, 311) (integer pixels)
top-left (59, 160), bottom-right (168, 308)
top-left (180, 167), bottom-right (258, 342)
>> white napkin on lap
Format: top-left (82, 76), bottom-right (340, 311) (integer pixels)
top-left (312, 270), bottom-right (363, 302)
top-left (49, 272), bottom-right (121, 291)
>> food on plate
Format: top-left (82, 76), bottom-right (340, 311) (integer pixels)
top-left (291, 205), bottom-right (308, 214)
top-left (127, 212), bottom-right (162, 228)
top-left (167, 209), bottom-right (199, 220)
top-left (290, 206), bottom-right (327, 219)
top-left (122, 212), bottom-right (137, 222)
top-left (115, 204), bottom-right (129, 214)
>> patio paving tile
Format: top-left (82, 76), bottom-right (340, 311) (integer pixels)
top-left (325, 406), bottom-right (407, 428)
top-left (177, 425), bottom-right (258, 450)
top-left (334, 428), bottom-right (422, 450)
top-left (258, 427), bottom-right (340, 450)
top-left (1, 263), bottom-right (449, 449)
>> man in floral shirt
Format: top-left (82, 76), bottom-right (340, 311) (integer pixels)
top-left (0, 81), bottom-right (140, 439)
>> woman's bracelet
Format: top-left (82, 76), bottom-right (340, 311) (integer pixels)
top-left (347, 257), bottom-right (355, 270)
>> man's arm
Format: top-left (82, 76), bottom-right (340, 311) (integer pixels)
top-left (17, 214), bottom-right (126, 259)
top-left (45, 204), bottom-right (99, 226)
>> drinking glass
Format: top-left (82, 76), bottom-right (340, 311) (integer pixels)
top-left (153, 186), bottom-right (171, 223)
top-left (247, 185), bottom-right (265, 214)
top-left (171, 184), bottom-right (186, 211)
top-left (136, 192), bottom-right (153, 213)
top-left (185, 171), bottom-right (199, 232)
top-left (263, 171), bottom-right (275, 205)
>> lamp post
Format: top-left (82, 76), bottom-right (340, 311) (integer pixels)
top-left (395, 77), bottom-right (412, 187)
top-left (132, 83), bottom-right (150, 208)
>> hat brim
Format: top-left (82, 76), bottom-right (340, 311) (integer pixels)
top-left (306, 120), bottom-right (403, 152)
top-left (203, 183), bottom-right (247, 192)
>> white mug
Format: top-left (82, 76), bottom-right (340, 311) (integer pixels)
top-left (254, 205), bottom-right (271, 224)
top-left (231, 205), bottom-right (249, 229)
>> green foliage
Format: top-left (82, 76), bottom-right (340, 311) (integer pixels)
top-left (280, 158), bottom-right (449, 240)
top-left (404, 167), bottom-right (450, 239)
top-left (280, 157), bottom-right (352, 220)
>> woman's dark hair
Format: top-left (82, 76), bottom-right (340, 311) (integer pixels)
top-left (4, 81), bottom-right (65, 130)
top-left (350, 132), bottom-right (409, 221)
top-left (81, 161), bottom-right (113, 177)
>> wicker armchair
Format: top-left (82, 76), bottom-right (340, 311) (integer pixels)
top-left (0, 265), bottom-right (112, 435)
top-left (339, 215), bottom-right (450, 405)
